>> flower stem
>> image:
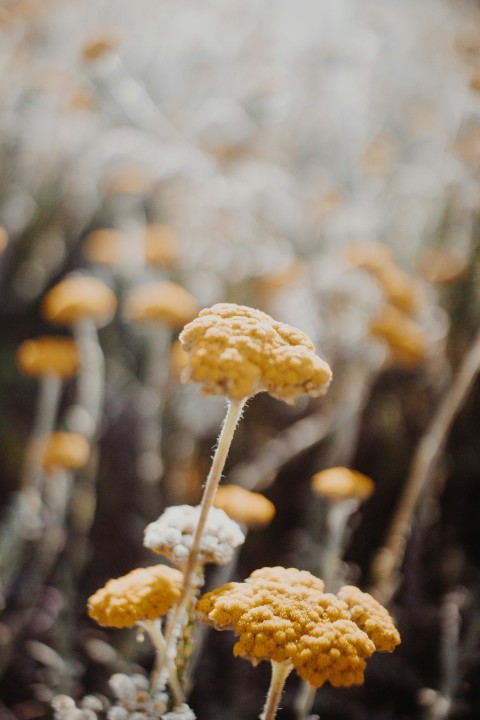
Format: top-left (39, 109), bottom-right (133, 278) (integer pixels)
top-left (139, 620), bottom-right (184, 707)
top-left (261, 660), bottom-right (293, 720)
top-left (164, 398), bottom-right (246, 667)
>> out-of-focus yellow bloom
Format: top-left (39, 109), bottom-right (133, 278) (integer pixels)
top-left (144, 224), bottom-right (179, 269)
top-left (0, 227), bottom-right (8, 253)
top-left (81, 31), bottom-right (121, 62)
top-left (311, 467), bottom-right (375, 502)
top-left (42, 432), bottom-right (90, 473)
top-left (196, 566), bottom-right (400, 688)
top-left (344, 242), bottom-right (424, 315)
top-left (16, 337), bottom-right (80, 379)
top-left (88, 564), bottom-right (183, 629)
top-left (42, 276), bottom-right (117, 327)
top-left (123, 281), bottom-right (199, 329)
top-left (369, 304), bottom-right (428, 368)
top-left (84, 228), bottom-right (129, 267)
top-left (179, 303), bottom-right (332, 404)
top-left (418, 248), bottom-right (467, 285)
top-left (214, 485), bottom-right (276, 528)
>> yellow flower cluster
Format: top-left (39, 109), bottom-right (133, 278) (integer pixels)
top-left (196, 566), bottom-right (400, 689)
top-left (88, 564), bottom-right (183, 629)
top-left (42, 276), bottom-right (117, 327)
top-left (42, 432), bottom-right (90, 473)
top-left (214, 485), bottom-right (276, 528)
top-left (310, 467), bottom-right (375, 502)
top-left (179, 304), bottom-right (332, 404)
top-left (369, 304), bottom-right (428, 368)
top-left (124, 281), bottom-right (198, 329)
top-left (337, 585), bottom-right (401, 652)
top-left (17, 337), bottom-right (80, 379)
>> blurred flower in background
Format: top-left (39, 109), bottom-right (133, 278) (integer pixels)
top-left (1, 0), bottom-right (480, 718)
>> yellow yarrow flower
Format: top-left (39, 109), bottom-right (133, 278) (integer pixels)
top-left (88, 565), bottom-right (183, 629)
top-left (179, 303), bottom-right (332, 404)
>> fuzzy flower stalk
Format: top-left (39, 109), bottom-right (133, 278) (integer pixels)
top-left (196, 567), bottom-right (401, 720)
top-left (168, 304), bottom-right (332, 676)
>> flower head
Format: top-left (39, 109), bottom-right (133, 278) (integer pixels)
top-left (42, 276), bottom-right (117, 326)
top-left (87, 564), bottom-right (183, 629)
top-left (16, 336), bottom-right (80, 379)
top-left (124, 282), bottom-right (199, 329)
top-left (311, 467), bottom-right (375, 502)
top-left (179, 303), bottom-right (332, 404)
top-left (42, 432), bottom-right (90, 473)
top-left (84, 228), bottom-right (129, 267)
top-left (369, 304), bottom-right (428, 368)
top-left (337, 585), bottom-right (401, 652)
top-left (144, 505), bottom-right (245, 568)
top-left (214, 485), bottom-right (276, 528)
top-left (344, 242), bottom-right (424, 315)
top-left (196, 566), bottom-right (400, 688)
top-left (144, 224), bottom-right (179, 269)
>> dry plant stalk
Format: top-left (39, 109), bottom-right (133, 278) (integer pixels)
top-left (370, 324), bottom-right (480, 604)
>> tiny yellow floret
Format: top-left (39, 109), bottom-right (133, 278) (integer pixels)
top-left (88, 564), bottom-right (183, 629)
top-left (179, 303), bottom-right (332, 404)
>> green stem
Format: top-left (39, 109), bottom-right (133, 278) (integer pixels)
top-left (261, 660), bottom-right (294, 720)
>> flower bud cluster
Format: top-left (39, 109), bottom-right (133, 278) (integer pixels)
top-left (144, 505), bottom-right (245, 567)
top-left (51, 675), bottom-right (196, 720)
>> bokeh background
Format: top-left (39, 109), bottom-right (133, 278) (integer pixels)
top-left (1, 0), bottom-right (480, 718)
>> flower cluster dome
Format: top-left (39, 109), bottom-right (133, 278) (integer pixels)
top-left (196, 566), bottom-right (400, 688)
top-left (144, 505), bottom-right (245, 567)
top-left (179, 303), bottom-right (332, 404)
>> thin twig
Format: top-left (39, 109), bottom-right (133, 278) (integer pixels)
top-left (370, 325), bottom-right (480, 604)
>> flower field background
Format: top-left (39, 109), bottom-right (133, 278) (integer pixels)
top-left (1, 0), bottom-right (480, 718)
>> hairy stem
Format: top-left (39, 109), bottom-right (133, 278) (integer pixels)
top-left (261, 660), bottom-right (294, 720)
top-left (139, 620), bottom-right (184, 707)
top-left (164, 399), bottom-right (246, 673)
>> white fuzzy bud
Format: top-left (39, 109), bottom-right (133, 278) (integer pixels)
top-left (144, 505), bottom-right (244, 567)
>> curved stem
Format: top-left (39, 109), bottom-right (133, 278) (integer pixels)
top-left (261, 660), bottom-right (294, 720)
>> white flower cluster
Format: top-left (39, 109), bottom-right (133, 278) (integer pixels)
top-left (162, 704), bottom-right (196, 720)
top-left (51, 675), bottom-right (196, 720)
top-left (51, 694), bottom-right (105, 720)
top-left (144, 505), bottom-right (245, 567)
